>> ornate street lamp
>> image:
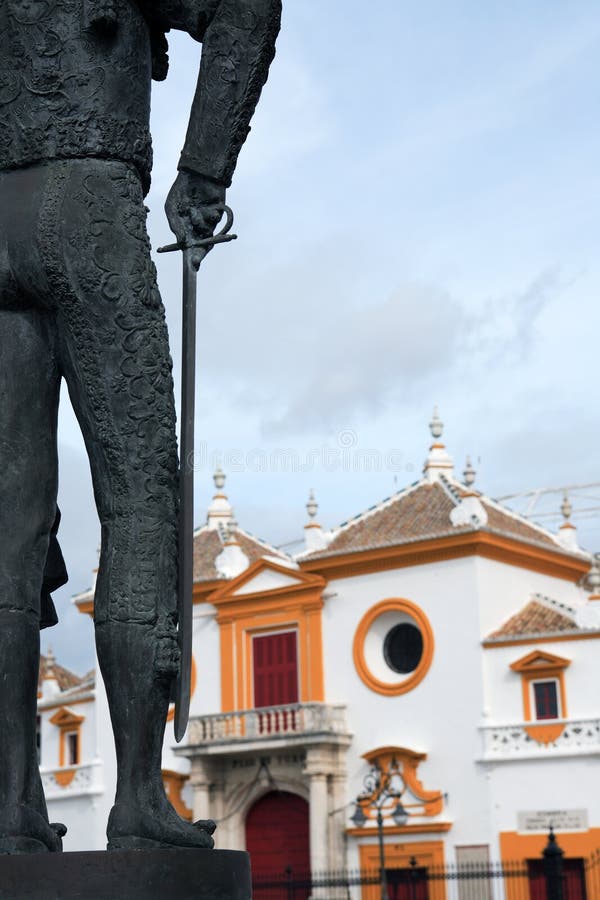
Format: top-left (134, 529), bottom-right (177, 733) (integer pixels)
top-left (351, 758), bottom-right (409, 900)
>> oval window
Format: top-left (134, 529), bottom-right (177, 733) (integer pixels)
top-left (383, 623), bottom-right (423, 674)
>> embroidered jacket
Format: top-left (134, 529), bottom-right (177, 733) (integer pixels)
top-left (0, 0), bottom-right (281, 192)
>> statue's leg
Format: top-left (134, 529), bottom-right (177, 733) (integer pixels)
top-left (46, 159), bottom-right (213, 850)
top-left (0, 305), bottom-right (64, 853)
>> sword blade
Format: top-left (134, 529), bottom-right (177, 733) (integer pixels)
top-left (174, 250), bottom-right (199, 742)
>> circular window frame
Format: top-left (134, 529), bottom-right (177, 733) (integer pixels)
top-left (353, 599), bottom-right (434, 696)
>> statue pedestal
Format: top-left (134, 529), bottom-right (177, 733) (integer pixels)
top-left (0, 848), bottom-right (251, 900)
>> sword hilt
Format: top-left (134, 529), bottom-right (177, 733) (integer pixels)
top-left (157, 204), bottom-right (237, 254)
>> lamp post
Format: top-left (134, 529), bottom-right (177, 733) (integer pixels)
top-left (351, 758), bottom-right (409, 900)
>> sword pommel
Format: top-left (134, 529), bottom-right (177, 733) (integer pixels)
top-left (158, 205), bottom-right (237, 254)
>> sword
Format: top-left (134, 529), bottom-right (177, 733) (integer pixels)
top-left (157, 206), bottom-right (237, 741)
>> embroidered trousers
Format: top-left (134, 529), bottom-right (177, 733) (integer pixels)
top-left (0, 159), bottom-right (179, 638)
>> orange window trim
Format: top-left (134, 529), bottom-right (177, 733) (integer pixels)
top-left (500, 829), bottom-right (600, 900)
top-left (49, 707), bottom-right (85, 770)
top-left (353, 599), bottom-right (434, 697)
top-left (300, 531), bottom-right (588, 583)
top-left (162, 769), bottom-right (192, 821)
top-left (207, 559), bottom-right (326, 712)
top-left (358, 841), bottom-right (446, 900)
top-left (510, 651), bottom-right (570, 744)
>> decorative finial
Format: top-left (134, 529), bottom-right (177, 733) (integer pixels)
top-left (557, 491), bottom-right (579, 551)
top-left (560, 492), bottom-right (572, 522)
top-left (423, 406), bottom-right (454, 482)
top-left (306, 489), bottom-right (318, 520)
top-left (463, 456), bottom-right (476, 488)
top-left (429, 406), bottom-right (443, 440)
top-left (207, 469), bottom-right (233, 529)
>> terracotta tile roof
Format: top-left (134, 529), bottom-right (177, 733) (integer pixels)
top-left (193, 526), bottom-right (289, 583)
top-left (303, 477), bottom-right (573, 561)
top-left (486, 598), bottom-right (578, 640)
top-left (38, 655), bottom-right (83, 692)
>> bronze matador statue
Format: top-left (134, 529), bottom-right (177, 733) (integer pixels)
top-left (0, 0), bottom-right (280, 854)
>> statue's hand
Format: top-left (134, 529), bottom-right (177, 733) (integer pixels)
top-left (165, 170), bottom-right (226, 269)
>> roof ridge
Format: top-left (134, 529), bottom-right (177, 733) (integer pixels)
top-left (531, 592), bottom-right (577, 619)
top-left (331, 479), bottom-right (427, 538)
top-left (233, 525), bottom-right (290, 560)
top-left (482, 493), bottom-right (567, 549)
top-left (438, 474), bottom-right (463, 506)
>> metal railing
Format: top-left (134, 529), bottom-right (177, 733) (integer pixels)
top-left (187, 702), bottom-right (348, 746)
top-left (251, 832), bottom-right (588, 900)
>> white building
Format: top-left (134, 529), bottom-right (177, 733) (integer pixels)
top-left (40, 412), bottom-right (600, 898)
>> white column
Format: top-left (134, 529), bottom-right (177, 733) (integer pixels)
top-left (306, 745), bottom-right (332, 898)
top-left (189, 757), bottom-right (212, 822)
top-left (309, 773), bottom-right (329, 874)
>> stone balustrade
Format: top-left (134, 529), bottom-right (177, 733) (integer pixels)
top-left (187, 702), bottom-right (349, 750)
top-left (480, 718), bottom-right (600, 761)
top-left (41, 759), bottom-right (105, 799)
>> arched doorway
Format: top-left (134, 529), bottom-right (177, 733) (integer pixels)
top-left (246, 791), bottom-right (310, 895)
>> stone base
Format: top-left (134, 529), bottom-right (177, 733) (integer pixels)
top-left (0, 848), bottom-right (251, 900)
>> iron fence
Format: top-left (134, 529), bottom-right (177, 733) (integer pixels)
top-left (252, 833), bottom-right (593, 900)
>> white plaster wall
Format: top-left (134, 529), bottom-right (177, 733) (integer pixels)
top-left (323, 556), bottom-right (495, 858)
top-left (188, 604), bottom-right (221, 717)
top-left (486, 755), bottom-right (600, 852)
top-left (162, 604), bottom-right (221, 772)
top-left (473, 556), bottom-right (587, 640)
top-left (48, 795), bottom-right (107, 853)
top-left (92, 647), bottom-right (117, 848)
top-left (483, 637), bottom-right (600, 724)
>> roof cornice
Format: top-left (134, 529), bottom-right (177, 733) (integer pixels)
top-left (299, 530), bottom-right (589, 583)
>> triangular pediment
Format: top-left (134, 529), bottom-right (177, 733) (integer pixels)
top-left (510, 649), bottom-right (571, 673)
top-left (49, 707), bottom-right (85, 728)
top-left (209, 557), bottom-right (325, 605)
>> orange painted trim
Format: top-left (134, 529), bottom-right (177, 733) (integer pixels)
top-left (358, 841), bottom-right (446, 900)
top-left (500, 829), bottom-right (600, 900)
top-left (359, 747), bottom-right (444, 819)
top-left (353, 599), bottom-right (434, 696)
top-left (50, 708), bottom-right (85, 768)
top-left (167, 656), bottom-right (197, 723)
top-left (75, 599), bottom-right (94, 617)
top-left (524, 722), bottom-right (565, 743)
top-left (209, 558), bottom-right (325, 607)
top-left (220, 620), bottom-right (235, 712)
top-left (162, 769), bottom-right (192, 822)
top-left (193, 579), bottom-right (224, 606)
top-left (510, 651), bottom-right (569, 742)
top-left (347, 822), bottom-right (452, 837)
top-left (54, 769), bottom-right (77, 788)
top-left (207, 558), bottom-right (326, 712)
top-left (300, 531), bottom-right (588, 583)
top-left (510, 650), bottom-right (571, 672)
top-left (483, 631), bottom-right (600, 648)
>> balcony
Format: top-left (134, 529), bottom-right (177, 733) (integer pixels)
top-left (185, 702), bottom-right (351, 755)
top-left (41, 760), bottom-right (104, 800)
top-left (480, 718), bottom-right (600, 762)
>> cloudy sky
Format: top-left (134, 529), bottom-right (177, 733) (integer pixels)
top-left (46, 1), bottom-right (600, 671)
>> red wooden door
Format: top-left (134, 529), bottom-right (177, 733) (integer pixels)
top-left (527, 859), bottom-right (587, 900)
top-left (246, 791), bottom-right (310, 899)
top-left (386, 868), bottom-right (430, 900)
top-left (253, 631), bottom-right (299, 707)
